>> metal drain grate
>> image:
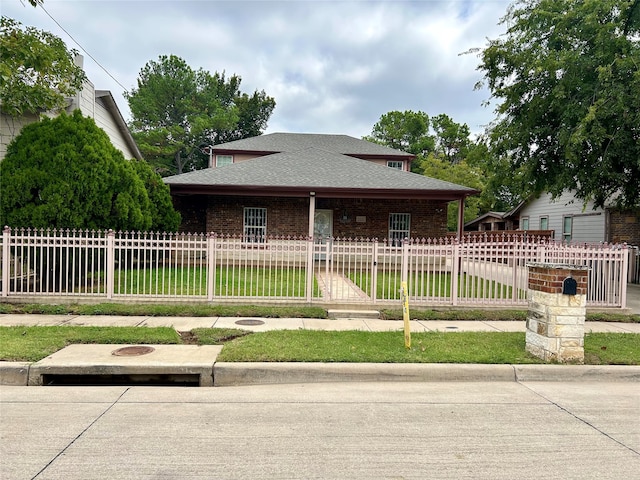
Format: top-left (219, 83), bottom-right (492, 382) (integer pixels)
top-left (235, 319), bottom-right (265, 326)
top-left (112, 346), bottom-right (155, 356)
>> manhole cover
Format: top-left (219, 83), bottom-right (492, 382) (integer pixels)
top-left (112, 346), bottom-right (155, 356)
top-left (235, 319), bottom-right (265, 326)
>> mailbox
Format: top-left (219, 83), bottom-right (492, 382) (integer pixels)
top-left (562, 276), bottom-right (577, 295)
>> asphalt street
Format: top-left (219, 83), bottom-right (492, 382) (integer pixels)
top-left (1, 381), bottom-right (639, 479)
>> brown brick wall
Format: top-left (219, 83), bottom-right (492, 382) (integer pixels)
top-left (608, 209), bottom-right (640, 246)
top-left (206, 196), bottom-right (309, 237)
top-left (317, 198), bottom-right (448, 239)
top-left (528, 266), bottom-right (588, 295)
top-left (174, 195), bottom-right (450, 239)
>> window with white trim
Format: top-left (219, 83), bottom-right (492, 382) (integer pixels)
top-left (387, 160), bottom-right (403, 170)
top-left (563, 216), bottom-right (572, 242)
top-left (216, 155), bottom-right (233, 167)
top-left (389, 213), bottom-right (410, 246)
top-left (521, 217), bottom-right (529, 230)
top-left (244, 207), bottom-right (267, 242)
top-left (539, 216), bottom-right (549, 230)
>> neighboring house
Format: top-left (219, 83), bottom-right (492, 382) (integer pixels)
top-left (506, 191), bottom-right (640, 246)
top-left (164, 133), bottom-right (477, 241)
top-left (464, 211), bottom-right (515, 232)
top-left (0, 55), bottom-right (141, 161)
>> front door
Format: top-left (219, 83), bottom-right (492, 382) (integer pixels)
top-left (314, 209), bottom-right (333, 242)
top-left (313, 209), bottom-right (333, 260)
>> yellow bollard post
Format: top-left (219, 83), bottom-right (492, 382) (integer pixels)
top-left (401, 281), bottom-right (411, 349)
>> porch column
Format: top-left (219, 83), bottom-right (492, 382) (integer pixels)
top-left (457, 198), bottom-right (465, 240)
top-left (308, 192), bottom-right (316, 238)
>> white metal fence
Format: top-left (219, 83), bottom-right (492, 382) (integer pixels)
top-left (629, 246), bottom-right (640, 284)
top-left (0, 227), bottom-right (629, 308)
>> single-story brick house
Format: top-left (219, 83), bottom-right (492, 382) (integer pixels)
top-left (164, 133), bottom-right (477, 241)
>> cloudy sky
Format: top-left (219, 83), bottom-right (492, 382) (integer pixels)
top-left (4, 0), bottom-right (513, 138)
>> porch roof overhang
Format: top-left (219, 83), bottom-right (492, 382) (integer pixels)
top-left (165, 147), bottom-right (478, 202)
top-left (169, 183), bottom-right (474, 201)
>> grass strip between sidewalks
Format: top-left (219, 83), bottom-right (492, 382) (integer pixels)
top-left (1, 303), bottom-right (638, 323)
top-left (1, 326), bottom-right (638, 365)
top-left (0, 303), bottom-right (328, 319)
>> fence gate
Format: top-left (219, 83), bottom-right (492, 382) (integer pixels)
top-left (313, 239), bottom-right (375, 302)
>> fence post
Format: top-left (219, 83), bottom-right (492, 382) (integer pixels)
top-left (451, 240), bottom-right (459, 306)
top-left (1, 226), bottom-right (10, 297)
top-left (400, 238), bottom-right (409, 302)
top-left (401, 238), bottom-right (409, 285)
top-left (105, 229), bottom-right (115, 300)
top-left (620, 244), bottom-right (629, 309)
top-left (325, 238), bottom-right (332, 300)
top-left (512, 239), bottom-right (520, 303)
top-left (371, 239), bottom-right (378, 303)
top-left (207, 233), bottom-right (215, 301)
top-left (306, 236), bottom-right (314, 303)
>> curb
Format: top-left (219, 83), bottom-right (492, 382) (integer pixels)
top-left (513, 364), bottom-right (640, 382)
top-left (212, 362), bottom-right (516, 386)
top-left (212, 362), bottom-right (640, 386)
top-left (0, 362), bottom-right (30, 386)
top-left (2, 362), bottom-right (640, 387)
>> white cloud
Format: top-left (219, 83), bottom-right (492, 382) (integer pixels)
top-left (3, 0), bottom-right (512, 138)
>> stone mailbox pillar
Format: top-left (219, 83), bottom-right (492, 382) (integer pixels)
top-left (525, 263), bottom-right (589, 363)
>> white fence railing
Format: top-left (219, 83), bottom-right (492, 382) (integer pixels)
top-left (0, 227), bottom-right (629, 308)
top-left (629, 246), bottom-right (640, 284)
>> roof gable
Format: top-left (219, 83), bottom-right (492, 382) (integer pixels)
top-left (95, 90), bottom-right (143, 160)
top-left (212, 132), bottom-right (413, 158)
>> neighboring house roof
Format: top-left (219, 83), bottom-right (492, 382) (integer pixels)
top-left (212, 132), bottom-right (415, 160)
top-left (464, 211), bottom-right (507, 228)
top-left (505, 200), bottom-right (527, 219)
top-left (504, 190), bottom-right (623, 219)
top-left (165, 147), bottom-right (477, 200)
top-left (95, 90), bottom-right (143, 161)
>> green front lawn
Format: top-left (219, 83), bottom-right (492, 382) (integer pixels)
top-left (2, 326), bottom-right (638, 365)
top-left (349, 271), bottom-right (523, 301)
top-left (114, 266), bottom-right (318, 297)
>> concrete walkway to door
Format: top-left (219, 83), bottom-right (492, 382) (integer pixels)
top-left (315, 271), bottom-right (370, 301)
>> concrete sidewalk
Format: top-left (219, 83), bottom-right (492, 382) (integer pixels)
top-left (2, 313), bottom-right (640, 333)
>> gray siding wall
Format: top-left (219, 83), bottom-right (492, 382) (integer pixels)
top-left (519, 191), bottom-right (606, 243)
top-left (70, 81), bottom-right (137, 160)
top-left (0, 112), bottom-right (39, 161)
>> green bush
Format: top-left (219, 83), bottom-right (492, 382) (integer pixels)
top-left (0, 110), bottom-right (179, 231)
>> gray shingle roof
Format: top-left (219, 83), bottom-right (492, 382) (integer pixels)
top-left (165, 147), bottom-right (476, 196)
top-left (212, 132), bottom-right (413, 158)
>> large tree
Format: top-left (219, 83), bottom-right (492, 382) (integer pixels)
top-left (473, 0), bottom-right (640, 209)
top-left (0, 110), bottom-right (179, 232)
top-left (431, 113), bottom-right (472, 165)
top-left (126, 55), bottom-right (275, 175)
top-left (364, 110), bottom-right (435, 157)
top-left (367, 110), bottom-right (493, 230)
top-left (419, 155), bottom-right (486, 230)
top-left (0, 16), bottom-right (85, 116)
